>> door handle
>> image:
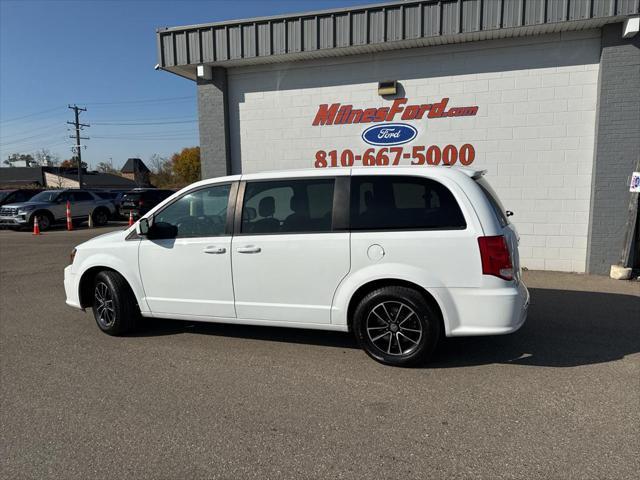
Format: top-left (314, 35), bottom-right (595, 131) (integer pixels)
top-left (237, 245), bottom-right (261, 254)
top-left (203, 246), bottom-right (226, 254)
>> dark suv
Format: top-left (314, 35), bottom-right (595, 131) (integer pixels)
top-left (0, 189), bottom-right (43, 207)
top-left (119, 189), bottom-right (174, 219)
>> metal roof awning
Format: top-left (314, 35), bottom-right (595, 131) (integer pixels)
top-left (157, 0), bottom-right (640, 79)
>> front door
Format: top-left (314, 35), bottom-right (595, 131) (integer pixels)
top-left (231, 176), bottom-right (350, 324)
top-left (138, 182), bottom-right (236, 319)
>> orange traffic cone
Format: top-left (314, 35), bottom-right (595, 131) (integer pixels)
top-left (32, 216), bottom-right (40, 236)
top-left (128, 210), bottom-right (134, 227)
top-left (66, 201), bottom-right (73, 231)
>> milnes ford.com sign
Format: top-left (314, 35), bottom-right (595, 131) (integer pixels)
top-left (311, 97), bottom-right (478, 168)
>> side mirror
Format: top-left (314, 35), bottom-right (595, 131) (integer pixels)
top-left (147, 221), bottom-right (178, 240)
top-left (136, 217), bottom-right (149, 236)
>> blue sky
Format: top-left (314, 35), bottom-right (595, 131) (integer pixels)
top-left (0, 0), bottom-right (369, 169)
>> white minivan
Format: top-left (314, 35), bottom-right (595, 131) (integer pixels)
top-left (64, 167), bottom-right (529, 366)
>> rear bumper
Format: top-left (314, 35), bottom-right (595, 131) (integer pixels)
top-left (444, 281), bottom-right (530, 337)
top-left (64, 265), bottom-right (82, 310)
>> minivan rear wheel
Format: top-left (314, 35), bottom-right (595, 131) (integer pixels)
top-left (91, 270), bottom-right (138, 335)
top-left (353, 286), bottom-right (440, 367)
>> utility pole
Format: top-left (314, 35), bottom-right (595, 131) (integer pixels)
top-left (67, 105), bottom-right (89, 187)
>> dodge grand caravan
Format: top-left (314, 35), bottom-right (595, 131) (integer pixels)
top-left (64, 167), bottom-right (529, 366)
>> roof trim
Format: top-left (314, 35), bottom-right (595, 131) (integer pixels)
top-left (156, 0), bottom-right (638, 75)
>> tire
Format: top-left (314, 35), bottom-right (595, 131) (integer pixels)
top-left (92, 208), bottom-right (109, 226)
top-left (91, 270), bottom-right (139, 335)
top-left (32, 211), bottom-right (53, 231)
top-left (353, 286), bottom-right (441, 367)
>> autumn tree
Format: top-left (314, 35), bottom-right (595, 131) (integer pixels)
top-left (171, 147), bottom-right (201, 185)
top-left (60, 157), bottom-right (87, 169)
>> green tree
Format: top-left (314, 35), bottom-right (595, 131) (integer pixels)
top-left (171, 147), bottom-right (201, 185)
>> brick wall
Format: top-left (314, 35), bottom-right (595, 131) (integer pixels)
top-left (225, 30), bottom-right (601, 272)
top-left (197, 68), bottom-right (231, 179)
top-left (587, 23), bottom-right (640, 274)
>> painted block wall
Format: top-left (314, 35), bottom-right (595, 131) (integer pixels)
top-left (227, 31), bottom-right (601, 272)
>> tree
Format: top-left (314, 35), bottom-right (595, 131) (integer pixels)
top-left (96, 162), bottom-right (118, 174)
top-left (171, 147), bottom-right (201, 185)
top-left (33, 148), bottom-right (60, 166)
top-left (4, 153), bottom-right (36, 167)
top-left (148, 153), bottom-right (176, 188)
top-left (60, 157), bottom-right (87, 169)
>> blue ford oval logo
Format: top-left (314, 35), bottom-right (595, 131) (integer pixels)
top-left (361, 123), bottom-right (418, 146)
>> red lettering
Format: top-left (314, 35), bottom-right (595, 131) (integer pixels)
top-left (415, 104), bottom-right (431, 119)
top-left (335, 105), bottom-right (353, 124)
top-left (374, 107), bottom-right (389, 122)
top-left (312, 103), bottom-right (340, 126)
top-left (347, 109), bottom-right (364, 123)
top-left (361, 108), bottom-right (378, 123)
top-left (386, 98), bottom-right (407, 121)
top-left (401, 105), bottom-right (420, 120)
top-left (428, 98), bottom-right (449, 118)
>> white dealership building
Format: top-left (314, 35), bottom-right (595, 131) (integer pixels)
top-left (156, 0), bottom-right (640, 274)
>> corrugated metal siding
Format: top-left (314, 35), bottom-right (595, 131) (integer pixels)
top-left (158, 0), bottom-right (639, 68)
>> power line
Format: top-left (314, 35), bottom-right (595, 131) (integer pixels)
top-left (0, 96), bottom-right (195, 124)
top-left (0, 130), bottom-right (70, 146)
top-left (0, 106), bottom-right (66, 124)
top-left (92, 120), bottom-right (198, 126)
top-left (82, 95), bottom-right (195, 106)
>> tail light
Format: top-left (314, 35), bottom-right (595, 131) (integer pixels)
top-left (478, 235), bottom-right (513, 280)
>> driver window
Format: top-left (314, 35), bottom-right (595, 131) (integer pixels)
top-left (155, 184), bottom-right (231, 238)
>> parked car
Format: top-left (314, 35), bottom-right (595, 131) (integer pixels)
top-left (119, 189), bottom-right (174, 219)
top-left (0, 188), bottom-right (43, 207)
top-left (0, 189), bottom-right (116, 231)
top-left (64, 167), bottom-right (529, 366)
top-left (90, 190), bottom-right (129, 218)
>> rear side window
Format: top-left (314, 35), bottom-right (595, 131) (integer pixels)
top-left (350, 176), bottom-right (466, 230)
top-left (475, 177), bottom-right (508, 228)
top-left (241, 179), bottom-right (335, 234)
top-left (94, 192), bottom-right (115, 200)
top-left (72, 192), bottom-right (93, 202)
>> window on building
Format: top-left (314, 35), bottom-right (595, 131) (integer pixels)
top-left (241, 179), bottom-right (335, 234)
top-left (350, 176), bottom-right (466, 230)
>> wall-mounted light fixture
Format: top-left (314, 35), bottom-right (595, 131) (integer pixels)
top-left (378, 80), bottom-right (397, 96)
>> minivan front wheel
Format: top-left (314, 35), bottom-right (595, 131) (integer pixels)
top-left (91, 270), bottom-right (138, 335)
top-left (353, 286), bottom-right (441, 367)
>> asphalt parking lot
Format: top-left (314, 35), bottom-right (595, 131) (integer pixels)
top-left (1, 226), bottom-right (638, 479)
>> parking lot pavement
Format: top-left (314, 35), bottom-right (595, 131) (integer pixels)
top-left (1, 227), bottom-right (638, 480)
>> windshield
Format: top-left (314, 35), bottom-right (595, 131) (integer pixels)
top-left (0, 191), bottom-right (12, 202)
top-left (29, 191), bottom-right (61, 203)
